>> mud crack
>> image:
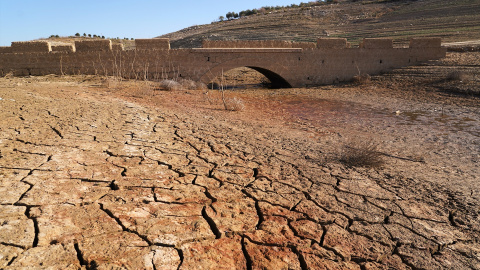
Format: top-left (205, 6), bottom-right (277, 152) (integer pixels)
top-left (201, 206), bottom-right (221, 239)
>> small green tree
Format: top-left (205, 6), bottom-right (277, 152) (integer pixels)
top-left (219, 15), bottom-right (225, 21)
top-left (83, 33), bottom-right (86, 37)
top-left (75, 33), bottom-right (80, 37)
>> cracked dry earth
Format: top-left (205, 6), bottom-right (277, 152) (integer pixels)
top-left (0, 73), bottom-right (479, 269)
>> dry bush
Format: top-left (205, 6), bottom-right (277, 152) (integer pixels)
top-left (3, 71), bottom-right (14, 78)
top-left (223, 97), bottom-right (245, 111)
top-left (180, 79), bottom-right (197, 90)
top-left (203, 90), bottom-right (217, 105)
top-left (446, 70), bottom-right (472, 82)
top-left (159, 79), bottom-right (181, 91)
top-left (131, 81), bottom-right (155, 97)
top-left (179, 79), bottom-right (207, 90)
top-left (339, 139), bottom-right (384, 168)
top-left (352, 74), bottom-right (371, 85)
top-left (195, 82), bottom-right (208, 90)
top-left (101, 76), bottom-right (123, 89)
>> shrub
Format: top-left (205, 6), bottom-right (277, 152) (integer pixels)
top-left (352, 74), bottom-right (371, 85)
top-left (179, 79), bottom-right (207, 90)
top-left (223, 97), bottom-right (245, 111)
top-left (340, 139), bottom-right (384, 168)
top-left (159, 80), bottom-right (181, 91)
top-left (101, 76), bottom-right (122, 89)
top-left (446, 70), bottom-right (472, 82)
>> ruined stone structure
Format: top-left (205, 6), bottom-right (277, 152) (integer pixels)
top-left (0, 37), bottom-right (445, 87)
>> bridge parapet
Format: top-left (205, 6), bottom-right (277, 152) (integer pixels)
top-left (359, 38), bottom-right (393, 49)
top-left (316, 38), bottom-right (349, 49)
top-left (202, 40), bottom-right (316, 49)
top-left (11, 41), bottom-right (52, 53)
top-left (51, 45), bottom-right (76, 53)
top-left (135, 38), bottom-right (170, 50)
top-left (0, 47), bottom-right (13, 53)
top-left (409, 37), bottom-right (442, 48)
top-left (192, 48), bottom-right (303, 53)
top-left (75, 40), bottom-right (112, 52)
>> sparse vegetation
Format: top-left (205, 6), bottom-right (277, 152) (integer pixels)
top-left (159, 79), bottom-right (181, 91)
top-left (223, 96), bottom-right (245, 111)
top-left (352, 74), bottom-right (371, 85)
top-left (446, 70), bottom-right (472, 82)
top-left (339, 138), bottom-right (384, 168)
top-left (163, 0), bottom-right (480, 49)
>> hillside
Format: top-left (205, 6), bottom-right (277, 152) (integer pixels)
top-left (159, 0), bottom-right (480, 48)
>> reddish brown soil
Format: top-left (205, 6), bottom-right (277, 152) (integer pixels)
top-left (0, 52), bottom-right (479, 269)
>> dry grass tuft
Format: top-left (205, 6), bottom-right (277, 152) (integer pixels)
top-left (101, 76), bottom-right (122, 89)
top-left (131, 81), bottom-right (155, 97)
top-left (352, 74), bottom-right (371, 85)
top-left (3, 71), bottom-right (14, 78)
top-left (446, 70), bottom-right (472, 82)
top-left (159, 80), bottom-right (181, 91)
top-left (223, 97), bottom-right (245, 111)
top-left (340, 139), bottom-right (384, 168)
top-left (179, 79), bottom-right (207, 90)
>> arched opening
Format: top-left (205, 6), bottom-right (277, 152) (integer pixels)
top-left (207, 66), bottom-right (292, 89)
top-left (247, 66), bottom-right (292, 88)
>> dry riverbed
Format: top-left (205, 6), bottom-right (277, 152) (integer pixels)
top-left (0, 53), bottom-right (479, 269)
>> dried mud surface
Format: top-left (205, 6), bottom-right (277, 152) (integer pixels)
top-left (1, 53), bottom-right (479, 269)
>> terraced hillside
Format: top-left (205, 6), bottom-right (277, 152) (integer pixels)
top-left (160, 0), bottom-right (480, 48)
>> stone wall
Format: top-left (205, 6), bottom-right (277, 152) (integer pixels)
top-left (75, 40), bottom-right (112, 52)
top-left (409, 37), bottom-right (442, 48)
top-left (0, 47), bottom-right (12, 53)
top-left (202, 40), bottom-right (316, 49)
top-left (112, 43), bottom-right (125, 51)
top-left (11, 41), bottom-right (52, 53)
top-left (360, 38), bottom-right (393, 49)
top-left (0, 37), bottom-right (446, 87)
top-left (316, 38), bottom-right (349, 49)
top-left (135, 38), bottom-right (170, 50)
top-left (51, 45), bottom-right (76, 53)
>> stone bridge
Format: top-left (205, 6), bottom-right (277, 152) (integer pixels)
top-left (0, 38), bottom-right (446, 88)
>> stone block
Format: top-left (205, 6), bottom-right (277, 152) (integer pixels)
top-left (202, 40), bottom-right (315, 49)
top-left (317, 38), bottom-right (347, 49)
top-left (112, 43), bottom-right (125, 51)
top-left (75, 40), bottom-right (112, 52)
top-left (135, 38), bottom-right (170, 50)
top-left (0, 46), bottom-right (12, 53)
top-left (360, 38), bottom-right (393, 49)
top-left (51, 45), bottom-right (75, 53)
top-left (11, 41), bottom-right (52, 53)
top-left (409, 37), bottom-right (442, 48)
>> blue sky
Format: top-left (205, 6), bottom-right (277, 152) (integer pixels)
top-left (0, 0), bottom-right (308, 46)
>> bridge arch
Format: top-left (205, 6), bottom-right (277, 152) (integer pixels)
top-left (199, 61), bottom-right (293, 89)
top-left (245, 66), bottom-right (292, 88)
